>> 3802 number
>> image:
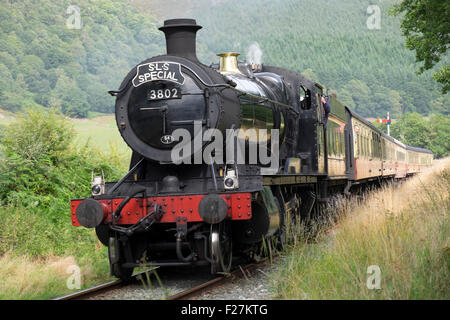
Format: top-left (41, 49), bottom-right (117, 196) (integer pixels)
top-left (147, 88), bottom-right (181, 100)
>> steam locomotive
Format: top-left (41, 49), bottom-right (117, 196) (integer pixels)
top-left (70, 19), bottom-right (433, 279)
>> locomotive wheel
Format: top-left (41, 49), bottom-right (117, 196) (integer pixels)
top-left (108, 237), bottom-right (134, 281)
top-left (95, 224), bottom-right (110, 246)
top-left (210, 222), bottom-right (232, 274)
top-left (111, 262), bottom-right (133, 281)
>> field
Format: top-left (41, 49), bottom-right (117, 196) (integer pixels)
top-left (71, 115), bottom-right (130, 156)
top-left (1, 111), bottom-right (130, 157)
top-left (270, 159), bottom-right (450, 299)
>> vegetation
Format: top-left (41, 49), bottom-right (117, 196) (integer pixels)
top-left (391, 0), bottom-right (450, 93)
top-left (0, 0), bottom-right (164, 117)
top-left (270, 158), bottom-right (450, 299)
top-left (372, 113), bottom-right (450, 158)
top-left (0, 0), bottom-right (447, 119)
top-left (0, 109), bottom-right (126, 299)
top-left (187, 0), bottom-right (449, 118)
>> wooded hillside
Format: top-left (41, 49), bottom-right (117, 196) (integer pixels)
top-left (0, 0), bottom-right (165, 117)
top-left (0, 0), bottom-right (448, 118)
top-left (186, 0), bottom-right (448, 118)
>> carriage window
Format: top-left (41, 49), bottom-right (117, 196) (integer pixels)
top-left (357, 135), bottom-right (360, 157)
top-left (364, 135), bottom-right (368, 157)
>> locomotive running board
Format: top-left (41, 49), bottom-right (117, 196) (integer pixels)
top-left (121, 261), bottom-right (210, 268)
top-left (263, 175), bottom-right (317, 186)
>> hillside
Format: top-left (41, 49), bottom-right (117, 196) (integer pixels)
top-left (187, 0), bottom-right (449, 118)
top-left (0, 0), bottom-right (448, 118)
top-left (0, 0), bottom-right (165, 117)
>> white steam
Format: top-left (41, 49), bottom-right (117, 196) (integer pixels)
top-left (246, 42), bottom-right (263, 65)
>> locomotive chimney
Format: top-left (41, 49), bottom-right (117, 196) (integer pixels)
top-left (159, 18), bottom-right (202, 61)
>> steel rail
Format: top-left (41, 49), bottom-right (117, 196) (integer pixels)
top-left (53, 259), bottom-right (271, 300)
top-left (167, 259), bottom-right (270, 300)
top-left (53, 269), bottom-right (159, 300)
top-left (53, 278), bottom-right (124, 300)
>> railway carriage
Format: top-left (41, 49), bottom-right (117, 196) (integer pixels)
top-left (381, 135), bottom-right (396, 177)
top-left (407, 146), bottom-right (433, 174)
top-left (70, 19), bottom-right (433, 279)
top-left (325, 97), bottom-right (347, 177)
top-left (348, 112), bottom-right (383, 181)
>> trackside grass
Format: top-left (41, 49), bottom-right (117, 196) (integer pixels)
top-left (270, 159), bottom-right (450, 299)
top-left (0, 110), bottom-right (126, 299)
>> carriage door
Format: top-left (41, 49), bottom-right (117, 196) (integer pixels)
top-left (315, 85), bottom-right (326, 174)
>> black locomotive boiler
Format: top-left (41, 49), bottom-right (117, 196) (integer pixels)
top-left (71, 19), bottom-right (433, 279)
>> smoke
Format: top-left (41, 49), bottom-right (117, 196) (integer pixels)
top-left (246, 42), bottom-right (263, 65)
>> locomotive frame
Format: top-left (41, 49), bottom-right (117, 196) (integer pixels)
top-left (70, 19), bottom-right (433, 279)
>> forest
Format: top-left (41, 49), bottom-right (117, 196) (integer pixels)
top-left (0, 0), bottom-right (448, 118)
top-left (188, 0), bottom-right (449, 118)
top-left (0, 0), bottom-right (165, 117)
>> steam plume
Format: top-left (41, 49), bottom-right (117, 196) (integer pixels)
top-left (246, 42), bottom-right (263, 64)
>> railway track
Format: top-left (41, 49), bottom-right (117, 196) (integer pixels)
top-left (167, 260), bottom-right (270, 300)
top-left (53, 259), bottom-right (271, 300)
top-left (53, 278), bottom-right (125, 300)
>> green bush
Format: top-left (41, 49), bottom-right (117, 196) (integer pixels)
top-left (0, 108), bottom-right (128, 298)
top-left (0, 109), bottom-right (122, 204)
top-left (0, 109), bottom-right (125, 256)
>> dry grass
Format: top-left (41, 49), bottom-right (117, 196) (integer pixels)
top-left (0, 253), bottom-right (91, 299)
top-left (271, 158), bottom-right (450, 299)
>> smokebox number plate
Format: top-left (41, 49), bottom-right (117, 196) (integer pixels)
top-left (147, 87), bottom-right (182, 101)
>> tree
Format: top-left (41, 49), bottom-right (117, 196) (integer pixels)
top-left (388, 90), bottom-right (403, 117)
top-left (301, 69), bottom-right (319, 83)
top-left (343, 80), bottom-right (371, 116)
top-left (0, 0), bottom-right (165, 117)
top-left (433, 66), bottom-right (450, 94)
top-left (430, 95), bottom-right (450, 116)
top-left (337, 89), bottom-right (356, 109)
top-left (390, 113), bottom-right (431, 149)
top-left (391, 0), bottom-right (450, 93)
top-left (0, 63), bottom-right (13, 101)
top-left (428, 114), bottom-right (450, 158)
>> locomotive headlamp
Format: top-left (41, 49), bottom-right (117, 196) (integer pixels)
top-left (91, 168), bottom-right (105, 196)
top-left (224, 167), bottom-right (239, 190)
top-left (224, 177), bottom-right (234, 188)
top-left (92, 184), bottom-right (101, 195)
